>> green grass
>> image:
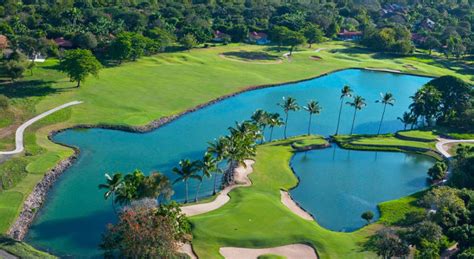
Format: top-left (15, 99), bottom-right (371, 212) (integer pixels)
top-left (190, 137), bottom-right (379, 259)
top-left (0, 41), bottom-right (470, 240)
top-left (0, 235), bottom-right (56, 258)
top-left (290, 135), bottom-right (328, 150)
top-left (258, 254), bottom-right (287, 259)
top-left (396, 130), bottom-right (439, 141)
top-left (377, 192), bottom-right (425, 226)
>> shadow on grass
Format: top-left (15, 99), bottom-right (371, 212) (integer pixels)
top-left (0, 80), bottom-right (58, 98)
top-left (221, 51), bottom-right (280, 61)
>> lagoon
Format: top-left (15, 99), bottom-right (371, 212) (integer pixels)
top-left (26, 69), bottom-right (431, 256)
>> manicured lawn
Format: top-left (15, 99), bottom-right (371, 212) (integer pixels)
top-left (290, 134), bottom-right (328, 149)
top-left (0, 41), bottom-right (470, 237)
top-left (377, 192), bottom-right (425, 226)
top-left (396, 130), bottom-right (439, 141)
top-left (0, 235), bottom-right (56, 258)
top-left (190, 137), bottom-right (379, 258)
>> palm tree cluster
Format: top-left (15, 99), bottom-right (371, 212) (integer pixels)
top-left (99, 170), bottom-right (173, 212)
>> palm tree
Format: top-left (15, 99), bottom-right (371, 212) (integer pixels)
top-left (251, 109), bottom-right (270, 143)
top-left (207, 137), bottom-right (228, 194)
top-left (195, 152), bottom-right (217, 201)
top-left (346, 95), bottom-right (367, 135)
top-left (397, 112), bottom-right (413, 130)
top-left (303, 100), bottom-right (322, 135)
top-left (268, 113), bottom-right (284, 142)
top-left (140, 172), bottom-right (174, 205)
top-left (277, 97), bottom-right (300, 139)
top-left (98, 173), bottom-right (123, 212)
top-left (375, 92), bottom-right (396, 134)
top-left (172, 159), bottom-right (201, 203)
top-left (335, 85), bottom-right (353, 135)
top-left (114, 170), bottom-right (146, 205)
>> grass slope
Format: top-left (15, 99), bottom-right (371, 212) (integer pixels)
top-left (0, 42), bottom-right (469, 235)
top-left (190, 137), bottom-right (379, 259)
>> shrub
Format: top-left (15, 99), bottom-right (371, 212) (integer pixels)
top-left (0, 95), bottom-right (9, 110)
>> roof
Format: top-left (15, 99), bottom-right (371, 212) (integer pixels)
top-left (54, 37), bottom-right (73, 48)
top-left (338, 29), bottom-right (362, 36)
top-left (0, 35), bottom-right (8, 49)
top-left (248, 32), bottom-right (268, 40)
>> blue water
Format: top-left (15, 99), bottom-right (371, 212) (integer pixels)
top-left (26, 69), bottom-right (432, 256)
top-left (291, 146), bottom-right (433, 231)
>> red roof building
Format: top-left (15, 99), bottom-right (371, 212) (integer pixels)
top-left (337, 29), bottom-right (362, 41)
top-left (0, 35), bottom-right (8, 49)
top-left (247, 32), bottom-right (270, 45)
top-left (54, 37), bottom-right (73, 48)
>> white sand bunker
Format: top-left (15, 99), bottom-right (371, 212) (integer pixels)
top-left (219, 244), bottom-right (318, 259)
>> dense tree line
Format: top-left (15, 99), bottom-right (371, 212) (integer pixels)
top-left (0, 0), bottom-right (472, 64)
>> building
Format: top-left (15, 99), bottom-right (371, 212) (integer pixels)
top-left (54, 37), bottom-right (73, 48)
top-left (212, 30), bottom-right (230, 43)
top-left (247, 32), bottom-right (270, 45)
top-left (337, 29), bottom-right (362, 41)
top-left (0, 35), bottom-right (8, 50)
top-left (420, 18), bottom-right (436, 30)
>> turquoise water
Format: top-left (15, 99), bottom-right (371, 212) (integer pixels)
top-left (26, 69), bottom-right (431, 256)
top-left (291, 146), bottom-right (433, 231)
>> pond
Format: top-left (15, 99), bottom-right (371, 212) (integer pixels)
top-left (290, 146), bottom-right (434, 232)
top-left (26, 69), bottom-right (431, 256)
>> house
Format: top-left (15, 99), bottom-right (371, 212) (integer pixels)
top-left (0, 35), bottom-right (8, 50)
top-left (29, 53), bottom-right (47, 63)
top-left (337, 29), bottom-right (362, 41)
top-left (212, 30), bottom-right (230, 43)
top-left (420, 18), bottom-right (435, 30)
top-left (247, 32), bottom-right (270, 45)
top-left (54, 37), bottom-right (73, 48)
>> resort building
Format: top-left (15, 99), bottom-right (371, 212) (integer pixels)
top-left (337, 29), bottom-right (362, 41)
top-left (247, 32), bottom-right (270, 45)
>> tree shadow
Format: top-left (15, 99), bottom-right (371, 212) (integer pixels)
top-left (0, 80), bottom-right (59, 98)
top-left (221, 51), bottom-right (280, 61)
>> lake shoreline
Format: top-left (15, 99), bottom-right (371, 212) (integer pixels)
top-left (8, 68), bottom-right (434, 245)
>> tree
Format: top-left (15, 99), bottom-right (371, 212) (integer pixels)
top-left (302, 24), bottom-right (324, 48)
top-left (424, 36), bottom-right (441, 55)
top-left (5, 60), bottom-right (25, 82)
top-left (100, 202), bottom-right (191, 258)
top-left (109, 33), bottom-right (132, 63)
top-left (114, 170), bottom-right (146, 205)
top-left (303, 100), bottom-right (322, 135)
top-left (59, 49), bottom-right (102, 87)
top-left (361, 211), bottom-right (374, 224)
top-left (26, 61), bottom-right (35, 76)
top-left (268, 113), bottom-right (284, 142)
top-left (72, 32), bottom-right (98, 49)
top-left (421, 186), bottom-right (468, 229)
top-left (409, 85), bottom-right (442, 126)
top-left (375, 92), bottom-right (395, 135)
top-left (139, 172), bottom-right (174, 204)
top-left (278, 97), bottom-right (300, 139)
top-left (251, 109), bottom-right (270, 143)
top-left (180, 33), bottom-right (197, 50)
top-left (426, 76), bottom-right (472, 125)
top-left (346, 95), bottom-right (367, 135)
top-left (427, 161), bottom-right (448, 182)
top-left (397, 112), bottom-right (415, 130)
top-left (335, 85), bottom-right (352, 135)
top-left (195, 152), bottom-right (216, 202)
top-left (173, 159), bottom-right (201, 203)
top-left (282, 30), bottom-right (305, 55)
top-left (371, 228), bottom-right (410, 259)
top-left (99, 173), bottom-right (123, 213)
top-left (207, 137), bottom-right (228, 194)
top-left (270, 26), bottom-right (288, 52)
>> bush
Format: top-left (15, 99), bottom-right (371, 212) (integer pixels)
top-left (427, 161), bottom-right (447, 181)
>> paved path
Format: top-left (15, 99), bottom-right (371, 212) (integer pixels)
top-left (220, 244), bottom-right (318, 259)
top-left (0, 101), bottom-right (82, 156)
top-left (435, 138), bottom-right (474, 158)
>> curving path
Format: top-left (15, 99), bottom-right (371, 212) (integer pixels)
top-left (0, 101), bottom-right (83, 156)
top-left (435, 138), bottom-right (474, 158)
top-left (220, 244), bottom-right (318, 259)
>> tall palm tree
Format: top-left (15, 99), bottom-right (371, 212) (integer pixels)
top-left (397, 112), bottom-right (413, 130)
top-left (268, 113), bottom-right (284, 142)
top-left (98, 173), bottom-right (123, 212)
top-left (277, 97), bottom-right (299, 139)
top-left (303, 100), bottom-right (322, 135)
top-left (375, 92), bottom-right (396, 134)
top-left (114, 170), bottom-right (146, 205)
top-left (251, 109), bottom-right (270, 143)
top-left (335, 85), bottom-right (353, 135)
top-left (195, 152), bottom-right (217, 201)
top-left (346, 95), bottom-right (367, 135)
top-left (172, 159), bottom-right (201, 203)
